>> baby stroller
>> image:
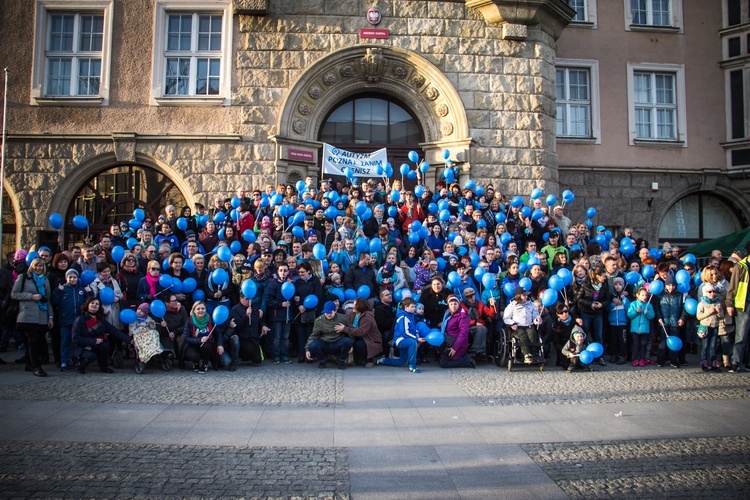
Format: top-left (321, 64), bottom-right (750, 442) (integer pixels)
top-left (129, 319), bottom-right (174, 374)
top-left (504, 325), bottom-right (545, 372)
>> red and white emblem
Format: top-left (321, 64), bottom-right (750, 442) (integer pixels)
top-left (367, 8), bottom-right (382, 26)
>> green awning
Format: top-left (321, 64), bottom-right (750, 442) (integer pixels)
top-left (685, 227), bottom-right (750, 259)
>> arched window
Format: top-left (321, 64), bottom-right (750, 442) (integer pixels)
top-left (659, 193), bottom-right (743, 244)
top-left (319, 94), bottom-right (424, 185)
top-left (65, 165), bottom-right (187, 243)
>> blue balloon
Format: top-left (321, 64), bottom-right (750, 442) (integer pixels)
top-left (408, 150), bottom-right (419, 163)
top-left (390, 190), bottom-right (401, 202)
top-left (439, 209), bottom-right (451, 222)
top-left (510, 196), bottom-right (523, 208)
top-left (111, 246), bottom-right (125, 263)
top-left (541, 288), bottom-right (557, 308)
top-left (586, 207), bottom-right (597, 219)
top-left (49, 213), bottom-right (63, 229)
top-left (408, 232), bottom-right (420, 244)
top-left (482, 273), bottom-right (496, 289)
top-left (436, 258), bottom-right (446, 271)
top-left (548, 275), bottom-right (563, 291)
top-left (414, 185), bottom-right (425, 198)
top-left (211, 268), bottom-right (228, 285)
top-left (500, 233), bottom-right (512, 245)
top-left (217, 246), bottom-right (232, 263)
top-left (213, 211), bottom-right (226, 223)
top-left (666, 336), bottom-right (683, 351)
top-left (545, 194), bottom-right (557, 207)
top-left (416, 322), bottom-right (431, 336)
top-left (183, 259), bottom-right (195, 273)
top-left (562, 190), bottom-right (575, 203)
top-left (578, 350), bottom-right (593, 364)
top-left (292, 226), bottom-right (304, 239)
top-left (229, 241), bottom-right (241, 255)
top-left (443, 149), bottom-right (451, 160)
top-left (120, 309), bottom-right (137, 325)
top-left (212, 304), bottom-right (229, 325)
top-left (419, 161), bottom-right (429, 173)
top-left (72, 215), bottom-right (89, 229)
top-left (330, 288), bottom-right (344, 302)
top-left (182, 277), bottom-right (197, 293)
top-left (158, 274), bottom-right (172, 289)
top-left (520, 206), bottom-right (531, 219)
top-left (400, 163), bottom-right (410, 175)
top-left (231, 197), bottom-right (242, 209)
top-left (447, 271), bottom-right (461, 288)
top-left (133, 208), bottom-right (146, 221)
top-left (150, 299), bottom-right (167, 318)
top-left (519, 277), bottom-right (532, 291)
top-left (425, 329), bottom-right (444, 347)
top-left (369, 239), bottom-right (382, 253)
top-left (344, 288), bottom-right (357, 301)
top-left (474, 267), bottom-right (486, 279)
top-left (243, 229), bottom-right (256, 243)
top-left (464, 180), bottom-right (476, 191)
top-left (192, 289), bottom-right (205, 302)
top-left (503, 282), bottom-right (516, 297)
top-left (649, 280), bottom-right (664, 296)
top-left (675, 269), bottom-right (690, 286)
top-left (361, 208), bottom-right (373, 221)
top-left (530, 188), bottom-right (543, 200)
top-left (586, 342), bottom-right (604, 358)
top-left (419, 226), bottom-right (429, 239)
top-left (129, 218), bottom-right (142, 231)
top-left (625, 271), bottom-right (640, 285)
top-left (313, 243), bottom-right (327, 259)
top-left (357, 285), bottom-right (371, 299)
top-left (684, 297), bottom-right (698, 316)
top-left (281, 282), bottom-right (295, 300)
top-left (176, 217), bottom-right (188, 231)
top-left (531, 209), bottom-right (544, 221)
top-left (407, 170), bottom-right (417, 180)
top-left (682, 253), bottom-right (696, 265)
top-left (428, 203), bottom-right (438, 214)
top-left (388, 206), bottom-right (398, 218)
top-left (241, 279), bottom-right (257, 299)
top-left (99, 287), bottom-right (115, 305)
top-left (495, 212), bottom-right (506, 224)
top-left (80, 270), bottom-right (96, 286)
top-left (642, 265), bottom-right (655, 280)
top-left (518, 262), bottom-right (528, 275)
top-left (303, 295), bottom-right (319, 309)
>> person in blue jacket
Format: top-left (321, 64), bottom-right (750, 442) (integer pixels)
top-left (264, 263), bottom-right (294, 364)
top-left (51, 269), bottom-right (93, 371)
top-left (627, 286), bottom-right (655, 367)
top-left (607, 277), bottom-right (630, 365)
top-left (376, 297), bottom-right (424, 373)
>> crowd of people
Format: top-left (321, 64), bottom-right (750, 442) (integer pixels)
top-left (1, 172), bottom-right (749, 378)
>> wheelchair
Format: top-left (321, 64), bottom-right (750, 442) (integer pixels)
top-left (498, 325), bottom-right (545, 372)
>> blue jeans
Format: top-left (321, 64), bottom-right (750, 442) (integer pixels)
top-left (270, 321), bottom-right (291, 359)
top-left (219, 335), bottom-right (240, 367)
top-left (732, 308), bottom-right (750, 366)
top-left (308, 337), bottom-right (354, 362)
top-left (60, 324), bottom-right (73, 365)
top-left (701, 326), bottom-right (719, 363)
top-left (296, 323), bottom-right (314, 360)
top-left (379, 337), bottom-right (418, 369)
top-left (439, 353), bottom-right (472, 368)
top-left (632, 333), bottom-right (649, 361)
top-left (581, 313), bottom-right (604, 354)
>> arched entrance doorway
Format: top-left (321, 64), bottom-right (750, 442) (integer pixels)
top-left (658, 192), bottom-right (743, 246)
top-left (319, 93), bottom-right (423, 187)
top-left (2, 187), bottom-right (17, 259)
top-left (64, 164), bottom-right (188, 246)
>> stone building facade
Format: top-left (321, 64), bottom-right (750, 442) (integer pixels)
top-left (0, 0), bottom-right (747, 252)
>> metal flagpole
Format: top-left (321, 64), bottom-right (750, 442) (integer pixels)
top-left (0, 68), bottom-right (8, 256)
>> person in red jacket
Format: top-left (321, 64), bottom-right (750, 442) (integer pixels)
top-left (460, 288), bottom-right (494, 362)
top-left (398, 191), bottom-right (425, 232)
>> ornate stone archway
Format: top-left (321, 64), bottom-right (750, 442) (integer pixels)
top-left (271, 45), bottom-right (473, 185)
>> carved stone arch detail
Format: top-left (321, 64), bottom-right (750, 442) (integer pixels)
top-left (276, 45), bottom-right (470, 147)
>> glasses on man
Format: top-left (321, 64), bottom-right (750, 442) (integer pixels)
top-left (559, 309), bottom-right (569, 314)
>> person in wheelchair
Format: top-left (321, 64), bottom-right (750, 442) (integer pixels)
top-left (503, 289), bottom-right (543, 363)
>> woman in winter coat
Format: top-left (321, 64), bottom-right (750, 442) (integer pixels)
top-left (439, 295), bottom-right (474, 369)
top-left (72, 297), bottom-right (131, 374)
top-left (11, 257), bottom-right (54, 377)
top-left (118, 252), bottom-right (144, 311)
top-left (336, 297), bottom-right (383, 367)
top-left (573, 265), bottom-right (611, 365)
top-left (90, 262), bottom-right (124, 331)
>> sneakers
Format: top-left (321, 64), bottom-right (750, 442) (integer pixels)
top-left (670, 363), bottom-right (680, 369)
top-left (274, 357), bottom-right (281, 365)
top-left (645, 358), bottom-right (654, 365)
top-left (632, 360), bottom-right (639, 367)
top-left (598, 358), bottom-right (607, 367)
top-left (524, 354), bottom-right (534, 364)
top-left (376, 357), bottom-right (386, 366)
top-left (59, 363), bottom-right (68, 372)
top-left (700, 360), bottom-right (709, 371)
top-left (587, 365), bottom-right (595, 372)
top-left (639, 359), bottom-right (646, 367)
top-left (283, 357), bottom-right (292, 364)
top-left (656, 362), bottom-right (665, 368)
top-left (728, 364), bottom-right (744, 373)
top-left (193, 362), bottom-right (201, 372)
top-left (711, 360), bottom-right (722, 372)
top-left (567, 365), bottom-right (575, 372)
top-left (469, 358), bottom-right (477, 369)
top-left (198, 364), bottom-right (208, 374)
top-left (409, 366), bottom-right (421, 373)
top-left (364, 361), bottom-right (375, 368)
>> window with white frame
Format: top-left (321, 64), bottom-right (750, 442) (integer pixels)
top-left (151, 2), bottom-right (232, 106)
top-left (30, 1), bottom-right (113, 105)
top-left (555, 59), bottom-right (601, 143)
top-left (625, 0), bottom-right (682, 31)
top-left (626, 63), bottom-right (687, 145)
top-left (565, 0), bottom-right (597, 27)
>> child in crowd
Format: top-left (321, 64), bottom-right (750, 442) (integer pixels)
top-left (627, 286), bottom-right (655, 367)
top-left (696, 283), bottom-right (723, 372)
top-left (51, 269), bottom-right (93, 371)
top-left (607, 277), bottom-right (629, 365)
top-left (656, 275), bottom-right (684, 368)
top-left (560, 325), bottom-right (592, 372)
top-left (376, 297), bottom-right (424, 373)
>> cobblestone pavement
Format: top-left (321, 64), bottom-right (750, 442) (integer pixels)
top-left (450, 364), bottom-right (750, 406)
top-left (522, 436), bottom-right (750, 499)
top-left (0, 441), bottom-right (349, 499)
top-left (0, 365), bottom-right (344, 407)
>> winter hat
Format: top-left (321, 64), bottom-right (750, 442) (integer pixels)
top-left (14, 249), bottom-right (28, 262)
top-left (384, 261), bottom-right (394, 271)
top-left (329, 272), bottom-right (341, 282)
top-left (613, 277), bottom-right (625, 288)
top-left (664, 274), bottom-right (676, 286)
top-left (137, 303), bottom-right (150, 315)
top-left (65, 269), bottom-right (80, 279)
top-left (260, 216), bottom-right (271, 229)
top-left (447, 294), bottom-right (460, 305)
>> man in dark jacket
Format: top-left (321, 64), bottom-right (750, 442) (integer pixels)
top-left (344, 253), bottom-right (378, 295)
top-left (220, 292), bottom-right (267, 370)
top-left (374, 289), bottom-right (397, 353)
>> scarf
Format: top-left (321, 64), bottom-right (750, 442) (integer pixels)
top-left (32, 272), bottom-right (48, 312)
top-left (403, 256), bottom-right (418, 267)
top-left (353, 313), bottom-right (361, 328)
top-left (84, 313), bottom-right (107, 339)
top-left (192, 313), bottom-right (209, 330)
top-left (145, 272), bottom-right (159, 296)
